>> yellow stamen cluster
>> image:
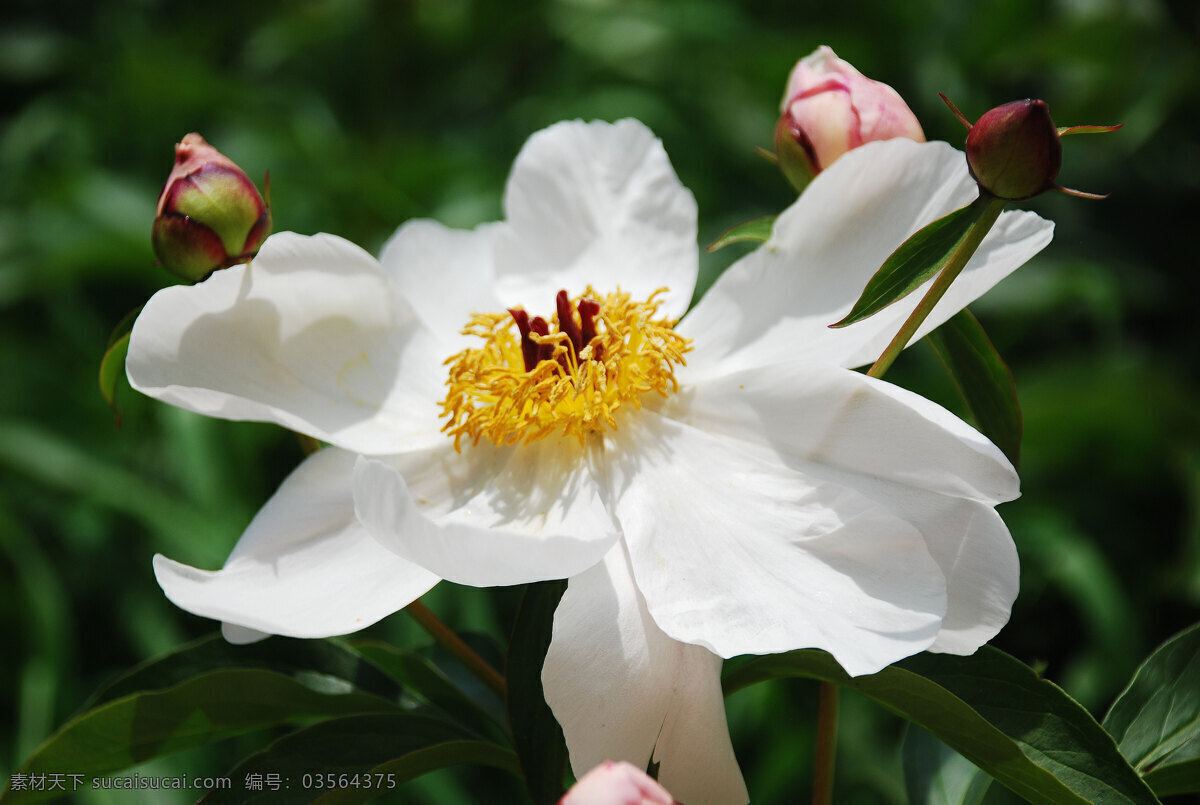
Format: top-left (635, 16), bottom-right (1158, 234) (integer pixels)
top-left (440, 287), bottom-right (690, 449)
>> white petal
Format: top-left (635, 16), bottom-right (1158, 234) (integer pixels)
top-left (657, 360), bottom-right (1018, 504)
top-left (776, 466), bottom-right (1019, 656)
top-left (681, 139), bottom-right (1054, 378)
top-left (544, 543), bottom-right (748, 805)
top-left (353, 439), bottom-right (619, 587)
top-left (221, 623), bottom-right (269, 644)
top-left (871, 486), bottom-right (1018, 655)
top-left (377, 219), bottom-right (505, 351)
top-left (661, 360), bottom-right (1020, 654)
top-left (605, 412), bottom-right (947, 677)
top-left (493, 119), bottom-right (698, 319)
top-left (925, 501), bottom-right (1017, 653)
top-left (154, 447), bottom-right (439, 638)
top-left (127, 232), bottom-right (448, 455)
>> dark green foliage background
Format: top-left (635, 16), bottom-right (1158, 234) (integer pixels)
top-left (1, 0), bottom-right (1197, 801)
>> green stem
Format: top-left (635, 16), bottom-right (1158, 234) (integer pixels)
top-left (866, 195), bottom-right (1006, 379)
top-left (812, 682), bottom-right (839, 805)
top-left (405, 599), bottom-right (508, 699)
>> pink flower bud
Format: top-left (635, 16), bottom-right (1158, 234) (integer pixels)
top-left (152, 133), bottom-right (271, 282)
top-left (965, 99), bottom-right (1062, 201)
top-left (776, 46), bottom-right (925, 190)
top-left (559, 761), bottom-right (676, 805)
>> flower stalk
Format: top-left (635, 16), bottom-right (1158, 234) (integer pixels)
top-left (866, 194), bottom-right (1006, 379)
top-left (404, 599), bottom-right (508, 698)
top-left (812, 682), bottom-right (840, 805)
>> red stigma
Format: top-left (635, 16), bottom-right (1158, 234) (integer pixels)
top-left (509, 291), bottom-right (601, 372)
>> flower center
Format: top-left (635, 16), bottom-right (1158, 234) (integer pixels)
top-left (440, 287), bottom-right (690, 449)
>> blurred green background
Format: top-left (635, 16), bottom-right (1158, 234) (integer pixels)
top-left (2, 0), bottom-right (1198, 801)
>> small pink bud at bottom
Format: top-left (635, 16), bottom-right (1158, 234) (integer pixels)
top-left (559, 761), bottom-right (676, 805)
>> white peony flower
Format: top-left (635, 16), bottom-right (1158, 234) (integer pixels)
top-left (127, 119), bottom-right (1052, 804)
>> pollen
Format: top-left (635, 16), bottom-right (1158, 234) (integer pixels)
top-left (440, 287), bottom-right (691, 450)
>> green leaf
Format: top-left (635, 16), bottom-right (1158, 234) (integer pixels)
top-left (315, 740), bottom-right (521, 804)
top-left (903, 725), bottom-right (1028, 805)
top-left (1143, 756), bottom-right (1200, 798)
top-left (2, 670), bottom-right (403, 804)
top-left (705, 215), bottom-right (774, 252)
top-left (200, 713), bottom-right (519, 804)
top-left (412, 631), bottom-right (507, 726)
top-left (832, 195), bottom-right (989, 328)
top-left (97, 332), bottom-right (130, 424)
top-left (1104, 622), bottom-right (1200, 796)
top-left (88, 633), bottom-right (406, 710)
top-left (925, 309), bottom-right (1022, 468)
top-left (506, 581), bottom-right (569, 805)
top-left (350, 640), bottom-right (507, 742)
top-left (723, 647), bottom-right (1158, 805)
top-left (97, 305), bottom-right (141, 425)
top-left (904, 724), bottom-right (995, 805)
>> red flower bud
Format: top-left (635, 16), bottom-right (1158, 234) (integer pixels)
top-left (965, 100), bottom-right (1061, 201)
top-left (152, 133), bottom-right (271, 282)
top-left (945, 95), bottom-right (1121, 201)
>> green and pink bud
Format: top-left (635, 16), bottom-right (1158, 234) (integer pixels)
top-left (776, 46), bottom-right (925, 191)
top-left (152, 133), bottom-right (271, 282)
top-left (943, 95), bottom-right (1121, 201)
